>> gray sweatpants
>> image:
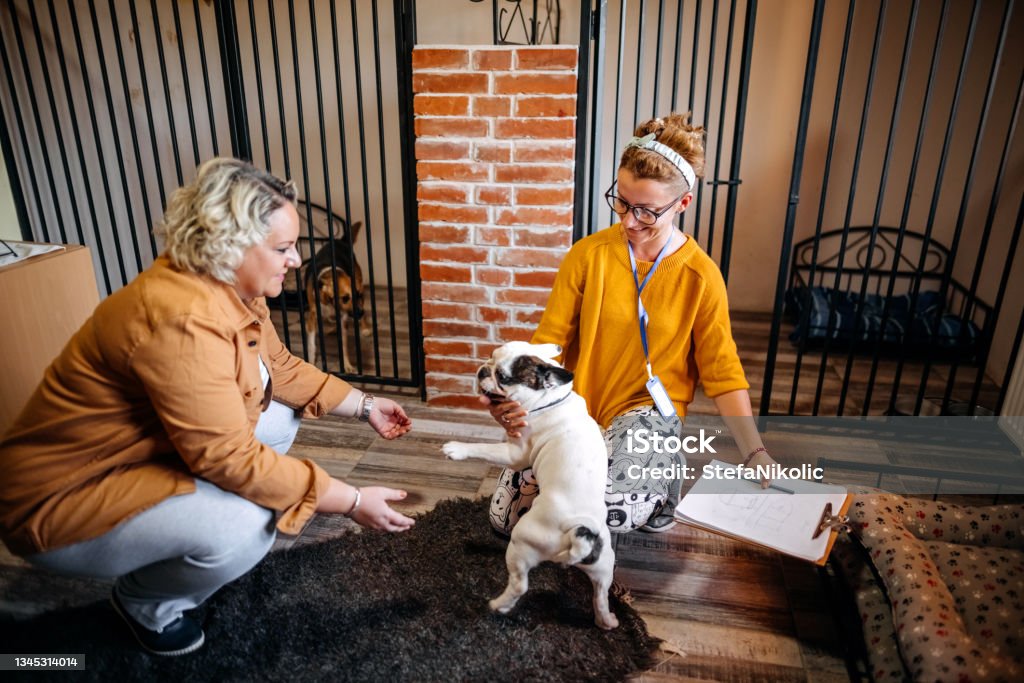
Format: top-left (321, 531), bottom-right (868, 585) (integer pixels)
top-left (26, 399), bottom-right (302, 632)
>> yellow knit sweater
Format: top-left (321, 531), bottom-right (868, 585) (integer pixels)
top-left (532, 224), bottom-right (749, 428)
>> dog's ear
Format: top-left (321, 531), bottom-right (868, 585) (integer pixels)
top-left (538, 363), bottom-right (573, 389)
top-left (532, 343), bottom-right (563, 361)
top-left (348, 220), bottom-right (363, 243)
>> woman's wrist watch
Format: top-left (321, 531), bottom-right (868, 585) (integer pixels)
top-left (358, 393), bottom-right (375, 422)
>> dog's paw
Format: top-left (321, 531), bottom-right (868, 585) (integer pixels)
top-left (596, 612), bottom-right (620, 630)
top-left (442, 442), bottom-right (472, 461)
top-left (488, 597), bottom-right (515, 615)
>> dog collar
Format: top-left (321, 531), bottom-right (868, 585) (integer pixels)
top-left (528, 388), bottom-right (573, 416)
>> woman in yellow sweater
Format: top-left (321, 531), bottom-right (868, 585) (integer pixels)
top-left (486, 113), bottom-right (777, 533)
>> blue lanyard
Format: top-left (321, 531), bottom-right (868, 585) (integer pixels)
top-left (628, 239), bottom-right (671, 380)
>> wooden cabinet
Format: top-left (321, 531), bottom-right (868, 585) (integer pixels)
top-left (0, 244), bottom-right (99, 435)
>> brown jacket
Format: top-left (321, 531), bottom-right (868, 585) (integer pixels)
top-left (0, 256), bottom-right (351, 555)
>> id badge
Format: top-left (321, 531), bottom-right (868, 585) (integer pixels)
top-left (646, 375), bottom-right (677, 417)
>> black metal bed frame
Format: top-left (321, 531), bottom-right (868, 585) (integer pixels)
top-left (761, 0), bottom-right (1023, 417)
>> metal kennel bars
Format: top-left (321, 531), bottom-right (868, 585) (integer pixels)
top-left (0, 0), bottom-right (423, 388)
top-left (761, 0), bottom-right (1023, 417)
top-left (572, 0), bottom-right (757, 281)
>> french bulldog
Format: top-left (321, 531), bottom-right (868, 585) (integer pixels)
top-left (442, 341), bottom-right (618, 629)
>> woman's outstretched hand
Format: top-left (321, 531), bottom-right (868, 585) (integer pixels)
top-left (369, 397), bottom-right (412, 439)
top-left (319, 480), bottom-right (414, 532)
top-left (349, 486), bottom-right (415, 532)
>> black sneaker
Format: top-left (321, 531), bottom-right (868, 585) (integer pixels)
top-left (638, 512), bottom-right (677, 533)
top-left (110, 591), bottom-right (205, 656)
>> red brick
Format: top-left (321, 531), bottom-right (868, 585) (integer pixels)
top-left (421, 301), bottom-right (466, 321)
top-left (475, 227), bottom-right (512, 246)
top-left (422, 282), bottom-right (489, 304)
top-left (516, 96), bottom-right (576, 117)
top-left (494, 326), bottom-right (536, 343)
top-left (496, 289), bottom-right (552, 306)
top-left (475, 342), bottom-right (503, 358)
top-left (425, 375), bottom-right (477, 393)
top-left (413, 72), bottom-right (489, 94)
top-left (515, 308), bottom-right (545, 325)
top-left (414, 94), bottom-right (470, 116)
top-left (420, 263), bottom-right (472, 283)
top-left (478, 306), bottom-right (510, 324)
top-left (514, 227), bottom-right (572, 248)
top-left (420, 244), bottom-right (489, 264)
top-left (426, 394), bottom-right (487, 410)
top-left (412, 48), bottom-right (470, 70)
top-left (422, 301), bottom-right (469, 321)
top-left (415, 118), bottom-right (489, 138)
top-left (425, 356), bottom-right (487, 374)
top-left (472, 49), bottom-right (513, 70)
top-left (476, 186), bottom-right (512, 205)
top-left (494, 164), bottom-right (573, 183)
top-left (516, 186), bottom-right (573, 205)
top-left (515, 143), bottom-right (575, 162)
top-left (423, 339), bottom-right (475, 356)
top-left (494, 73), bottom-right (576, 95)
top-left (475, 143), bottom-right (512, 163)
top-left (422, 320), bottom-right (490, 339)
top-left (417, 161), bottom-right (489, 182)
top-left (497, 207), bottom-right (572, 228)
top-left (417, 184), bottom-right (471, 203)
top-left (473, 96), bottom-right (512, 117)
top-left (515, 48), bottom-right (578, 70)
top-left (415, 139), bottom-right (471, 160)
top-left (476, 267), bottom-right (512, 287)
top-left (495, 248), bottom-right (566, 268)
top-left (419, 224), bottom-right (470, 243)
top-left (495, 117), bottom-right (574, 140)
top-left (419, 203), bottom-right (489, 224)
top-left (514, 270), bottom-right (558, 288)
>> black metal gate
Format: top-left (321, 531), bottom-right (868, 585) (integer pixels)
top-left (761, 0), bottom-right (1023, 417)
top-left (0, 0), bottom-right (423, 389)
top-left (573, 0), bottom-right (757, 281)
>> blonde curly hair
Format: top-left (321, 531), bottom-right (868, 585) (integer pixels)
top-left (620, 112), bottom-right (706, 195)
top-left (157, 157), bottom-right (297, 283)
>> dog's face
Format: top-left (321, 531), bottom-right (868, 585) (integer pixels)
top-left (305, 220), bottom-right (370, 332)
top-left (477, 342), bottom-right (574, 410)
top-left (315, 266), bottom-right (363, 319)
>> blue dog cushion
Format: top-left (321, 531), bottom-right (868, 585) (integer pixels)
top-left (786, 287), bottom-right (979, 349)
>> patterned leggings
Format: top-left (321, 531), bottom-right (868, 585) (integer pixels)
top-left (488, 405), bottom-right (685, 535)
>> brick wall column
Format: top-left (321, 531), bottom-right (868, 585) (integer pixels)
top-left (413, 46), bottom-right (578, 408)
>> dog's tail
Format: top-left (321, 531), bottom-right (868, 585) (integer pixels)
top-left (554, 517), bottom-right (605, 567)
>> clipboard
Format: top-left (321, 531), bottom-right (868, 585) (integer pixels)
top-left (673, 460), bottom-right (853, 565)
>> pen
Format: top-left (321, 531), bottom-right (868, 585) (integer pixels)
top-left (768, 482), bottom-right (796, 494)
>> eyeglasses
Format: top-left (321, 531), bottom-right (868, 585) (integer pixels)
top-left (604, 183), bottom-right (685, 226)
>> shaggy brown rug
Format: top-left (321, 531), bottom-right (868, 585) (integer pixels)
top-left (0, 497), bottom-right (659, 682)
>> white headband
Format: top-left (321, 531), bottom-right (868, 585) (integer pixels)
top-left (625, 133), bottom-right (697, 193)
